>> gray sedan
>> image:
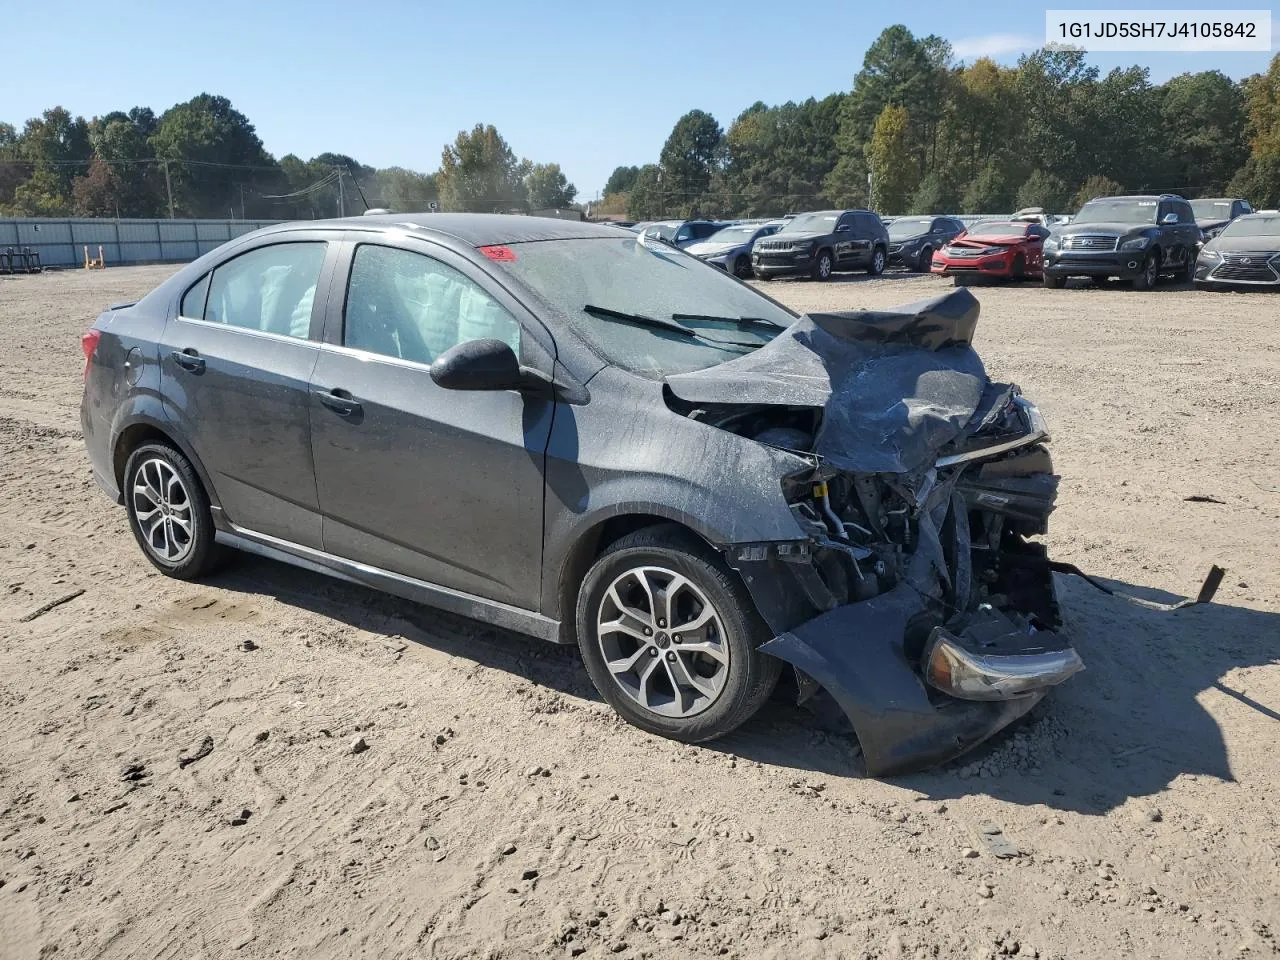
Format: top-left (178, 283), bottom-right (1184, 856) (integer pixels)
top-left (80, 214), bottom-right (1082, 775)
top-left (684, 220), bottom-right (786, 278)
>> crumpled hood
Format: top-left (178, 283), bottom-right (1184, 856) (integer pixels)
top-left (665, 288), bottom-right (997, 474)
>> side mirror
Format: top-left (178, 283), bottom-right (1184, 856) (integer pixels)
top-left (429, 337), bottom-right (587, 403)
top-left (836, 224), bottom-right (851, 233)
top-left (1161, 213), bottom-right (1179, 224)
top-left (430, 338), bottom-right (526, 392)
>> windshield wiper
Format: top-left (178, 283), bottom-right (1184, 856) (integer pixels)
top-left (582, 305), bottom-right (762, 347)
top-left (672, 313), bottom-right (785, 331)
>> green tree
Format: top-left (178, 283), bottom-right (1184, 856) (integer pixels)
top-left (524, 162), bottom-right (577, 208)
top-left (372, 166), bottom-right (438, 212)
top-left (1016, 49), bottom-right (1099, 188)
top-left (1227, 54), bottom-right (1280, 206)
top-left (908, 171), bottom-right (959, 214)
top-left (1071, 174), bottom-right (1125, 210)
top-left (961, 163), bottom-right (1013, 213)
top-left (658, 110), bottom-right (723, 216)
top-left (867, 105), bottom-right (916, 214)
top-left (626, 164), bottom-right (664, 219)
top-left (16, 107), bottom-right (91, 197)
top-left (1015, 169), bottom-right (1071, 212)
top-left (437, 123), bottom-right (526, 211)
top-left (78, 110), bottom-right (160, 216)
top-left (150, 94), bottom-right (276, 217)
top-left (603, 165), bottom-right (640, 195)
top-left (11, 166), bottom-right (72, 216)
top-left (1160, 71), bottom-right (1248, 195)
top-left (722, 95), bottom-right (843, 216)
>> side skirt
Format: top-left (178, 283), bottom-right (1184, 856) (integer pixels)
top-left (215, 526), bottom-right (565, 644)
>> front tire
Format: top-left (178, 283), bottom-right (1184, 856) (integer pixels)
top-left (575, 526), bottom-right (781, 743)
top-left (123, 442), bottom-right (223, 579)
top-left (811, 250), bottom-right (834, 281)
top-left (733, 255), bottom-right (752, 279)
top-left (1131, 251), bottom-right (1158, 290)
top-left (1011, 253), bottom-right (1026, 280)
top-left (1043, 273), bottom-right (1066, 289)
top-left (915, 246), bottom-right (933, 272)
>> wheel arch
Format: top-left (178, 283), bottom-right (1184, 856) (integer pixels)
top-left (112, 415), bottom-right (222, 514)
top-left (552, 512), bottom-right (718, 645)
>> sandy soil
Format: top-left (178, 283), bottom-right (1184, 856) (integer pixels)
top-left (1, 265), bottom-right (1277, 960)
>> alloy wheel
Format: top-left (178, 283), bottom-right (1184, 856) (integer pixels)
top-left (595, 565), bottom-right (730, 718)
top-left (131, 457), bottom-right (195, 563)
top-left (873, 249), bottom-right (886, 274)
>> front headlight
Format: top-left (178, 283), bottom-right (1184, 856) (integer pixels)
top-left (1043, 235), bottom-right (1060, 251)
top-left (1198, 249), bottom-right (1221, 262)
top-left (1120, 236), bottom-right (1150, 251)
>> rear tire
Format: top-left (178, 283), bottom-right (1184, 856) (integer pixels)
top-left (867, 246), bottom-right (887, 276)
top-left (575, 525), bottom-right (781, 743)
top-left (1179, 254), bottom-right (1196, 284)
top-left (123, 442), bottom-right (223, 580)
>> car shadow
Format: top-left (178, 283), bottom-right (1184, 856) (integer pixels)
top-left (208, 557), bottom-right (1277, 815)
top-left (710, 571), bottom-right (1280, 813)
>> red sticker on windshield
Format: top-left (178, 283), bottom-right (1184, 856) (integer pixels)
top-left (478, 245), bottom-right (517, 262)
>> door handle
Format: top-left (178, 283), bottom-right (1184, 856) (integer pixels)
top-left (314, 388), bottom-right (362, 417)
top-left (170, 349), bottom-right (205, 373)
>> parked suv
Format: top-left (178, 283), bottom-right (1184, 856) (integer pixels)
top-left (1042, 194), bottom-right (1201, 290)
top-left (751, 209), bottom-right (889, 280)
top-left (1190, 197), bottom-right (1253, 240)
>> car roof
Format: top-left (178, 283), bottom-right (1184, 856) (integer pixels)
top-left (274, 212), bottom-right (622, 246)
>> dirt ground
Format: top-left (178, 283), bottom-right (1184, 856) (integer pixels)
top-left (1, 264), bottom-right (1277, 960)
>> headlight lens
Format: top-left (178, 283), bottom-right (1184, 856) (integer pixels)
top-left (1198, 248), bottom-right (1221, 262)
top-left (1043, 235), bottom-right (1059, 251)
top-left (1120, 236), bottom-right (1150, 251)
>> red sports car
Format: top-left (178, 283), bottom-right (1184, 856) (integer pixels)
top-left (931, 220), bottom-right (1050, 285)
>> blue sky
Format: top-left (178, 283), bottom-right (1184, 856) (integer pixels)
top-left (3, 0), bottom-right (1276, 198)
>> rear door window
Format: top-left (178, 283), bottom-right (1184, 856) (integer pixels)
top-left (181, 274), bottom-right (211, 320)
top-left (343, 244), bottom-right (521, 365)
top-left (198, 242), bottom-right (327, 339)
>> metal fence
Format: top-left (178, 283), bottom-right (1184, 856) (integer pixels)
top-left (0, 218), bottom-right (282, 269)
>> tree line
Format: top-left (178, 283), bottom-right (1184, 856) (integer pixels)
top-left (603, 28), bottom-right (1280, 220)
top-left (0, 94), bottom-right (577, 220)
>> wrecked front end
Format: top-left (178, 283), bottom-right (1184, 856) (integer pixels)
top-left (738, 394), bottom-right (1080, 776)
top-left (666, 289), bottom-right (1084, 776)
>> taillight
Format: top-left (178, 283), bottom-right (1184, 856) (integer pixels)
top-left (81, 330), bottom-right (101, 379)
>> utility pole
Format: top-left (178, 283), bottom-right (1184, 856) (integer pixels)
top-left (163, 160), bottom-right (175, 219)
top-left (239, 184), bottom-right (245, 220)
top-left (337, 168), bottom-right (345, 218)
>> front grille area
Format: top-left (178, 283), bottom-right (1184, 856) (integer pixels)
top-left (1063, 235), bottom-right (1120, 252)
top-left (1211, 255), bottom-right (1279, 283)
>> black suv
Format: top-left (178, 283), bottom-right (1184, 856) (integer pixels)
top-left (752, 209), bottom-right (889, 281)
top-left (1042, 194), bottom-right (1201, 290)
